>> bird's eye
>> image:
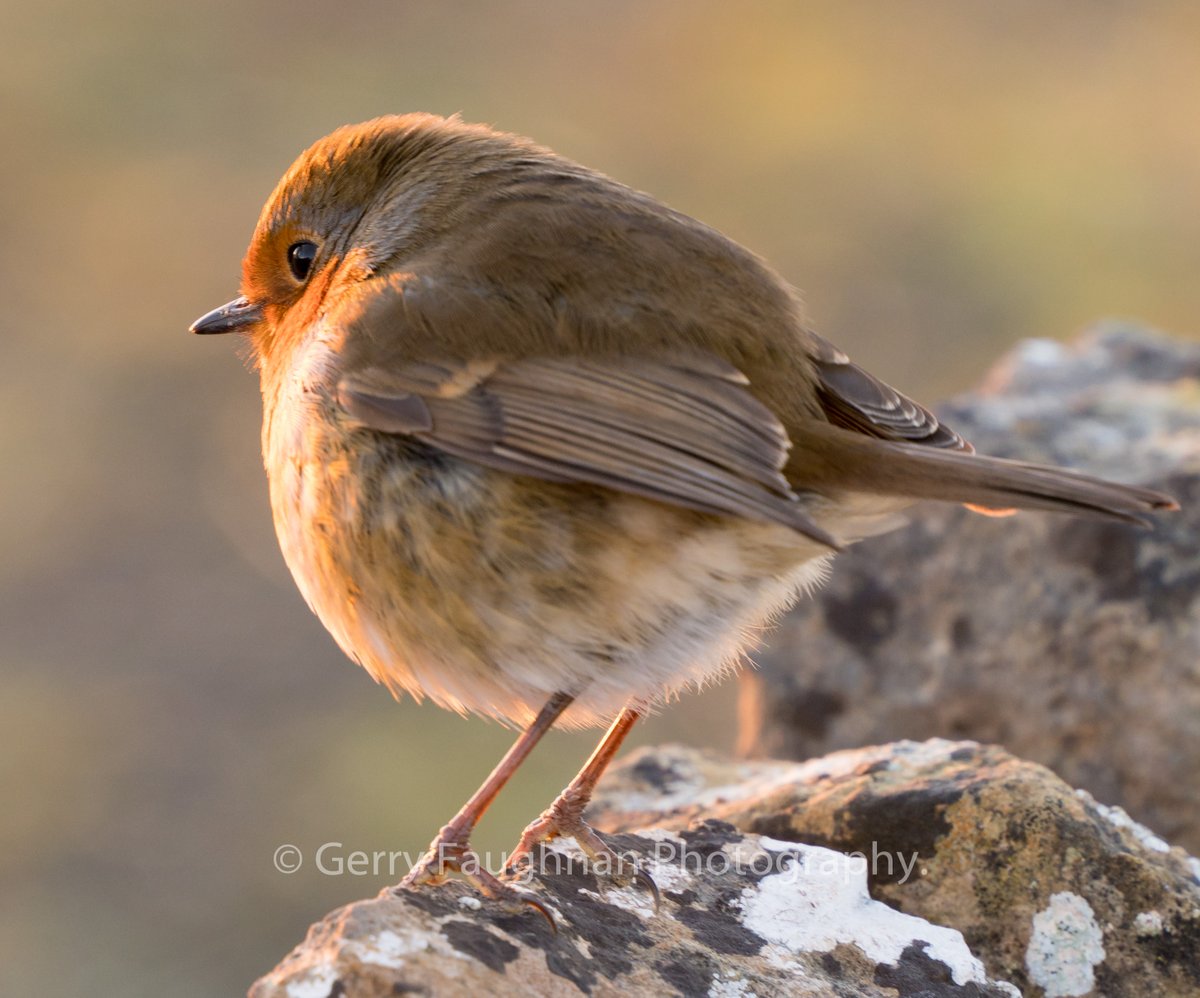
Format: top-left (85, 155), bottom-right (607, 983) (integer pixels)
top-left (286, 241), bottom-right (318, 282)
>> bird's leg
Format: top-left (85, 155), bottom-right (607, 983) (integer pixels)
top-left (507, 705), bottom-right (658, 904)
top-left (398, 691), bottom-right (573, 908)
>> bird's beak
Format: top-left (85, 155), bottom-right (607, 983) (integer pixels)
top-left (189, 296), bottom-right (264, 335)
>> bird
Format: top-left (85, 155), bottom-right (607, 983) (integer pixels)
top-left (191, 113), bottom-right (1176, 913)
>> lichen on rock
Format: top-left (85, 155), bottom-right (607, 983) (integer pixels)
top-left (593, 739), bottom-right (1200, 998)
top-left (251, 810), bottom-right (1019, 997)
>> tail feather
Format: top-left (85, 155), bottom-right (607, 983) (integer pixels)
top-left (895, 442), bottom-right (1176, 524)
top-left (791, 423), bottom-right (1179, 526)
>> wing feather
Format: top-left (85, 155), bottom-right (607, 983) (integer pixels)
top-left (338, 354), bottom-right (839, 548)
top-left (807, 332), bottom-right (972, 452)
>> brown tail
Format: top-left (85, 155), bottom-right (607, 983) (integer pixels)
top-left (791, 422), bottom-right (1179, 526)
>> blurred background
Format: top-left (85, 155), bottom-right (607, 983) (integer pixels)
top-left (2, 1), bottom-right (1197, 994)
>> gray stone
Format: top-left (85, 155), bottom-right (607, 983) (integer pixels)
top-left (592, 740), bottom-right (1200, 998)
top-left (250, 736), bottom-right (1200, 996)
top-left (738, 324), bottom-right (1200, 852)
top-left (251, 784), bottom-right (1019, 997)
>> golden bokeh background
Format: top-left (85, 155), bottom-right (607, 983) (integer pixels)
top-left (3, 2), bottom-right (1197, 994)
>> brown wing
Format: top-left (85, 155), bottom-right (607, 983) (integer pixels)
top-left (338, 354), bottom-right (840, 549)
top-left (806, 332), bottom-right (973, 452)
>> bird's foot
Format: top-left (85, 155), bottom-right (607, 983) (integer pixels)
top-left (396, 824), bottom-right (556, 928)
top-left (506, 796), bottom-right (660, 909)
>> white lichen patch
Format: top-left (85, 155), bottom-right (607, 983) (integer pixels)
top-left (1076, 789), bottom-right (1170, 853)
top-left (645, 860), bottom-right (694, 895)
top-left (593, 881), bottom-right (659, 918)
top-left (758, 835), bottom-right (804, 853)
top-left (1014, 337), bottom-right (1069, 369)
top-left (1133, 910), bottom-right (1164, 937)
top-left (345, 928), bottom-right (437, 969)
top-left (639, 827), bottom-right (689, 844)
top-left (878, 738), bottom-right (981, 771)
top-left (272, 917), bottom-right (455, 996)
top-left (709, 971), bottom-right (758, 997)
top-left (457, 895), bottom-right (482, 911)
top-left (544, 834), bottom-right (583, 857)
top-left (275, 928), bottom-right (433, 998)
top-left (1025, 892), bottom-right (1106, 997)
top-left (738, 842), bottom-right (988, 986)
top-left (638, 828), bottom-right (698, 895)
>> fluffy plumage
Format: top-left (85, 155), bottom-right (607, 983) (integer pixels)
top-left (202, 113), bottom-right (1174, 727)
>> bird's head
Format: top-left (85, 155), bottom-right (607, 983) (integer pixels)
top-left (189, 113), bottom-right (539, 366)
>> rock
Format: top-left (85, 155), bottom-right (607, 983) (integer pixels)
top-left (250, 813), bottom-right (1019, 997)
top-left (250, 738), bottom-right (1200, 996)
top-left (591, 740), bottom-right (1200, 998)
top-left (738, 324), bottom-right (1200, 852)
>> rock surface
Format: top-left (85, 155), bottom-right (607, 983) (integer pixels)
top-left (592, 740), bottom-right (1200, 998)
top-left (738, 324), bottom-right (1200, 852)
top-left (250, 738), bottom-right (1200, 997)
top-left (251, 765), bottom-right (1021, 997)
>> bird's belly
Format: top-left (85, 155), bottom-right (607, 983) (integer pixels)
top-left (266, 399), bottom-right (832, 729)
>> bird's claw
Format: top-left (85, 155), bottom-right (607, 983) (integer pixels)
top-left (506, 808), bottom-right (660, 911)
top-left (633, 866), bottom-right (662, 910)
top-left (395, 828), bottom-right (558, 931)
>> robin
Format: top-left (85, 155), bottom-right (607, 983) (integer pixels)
top-left (192, 113), bottom-right (1176, 911)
